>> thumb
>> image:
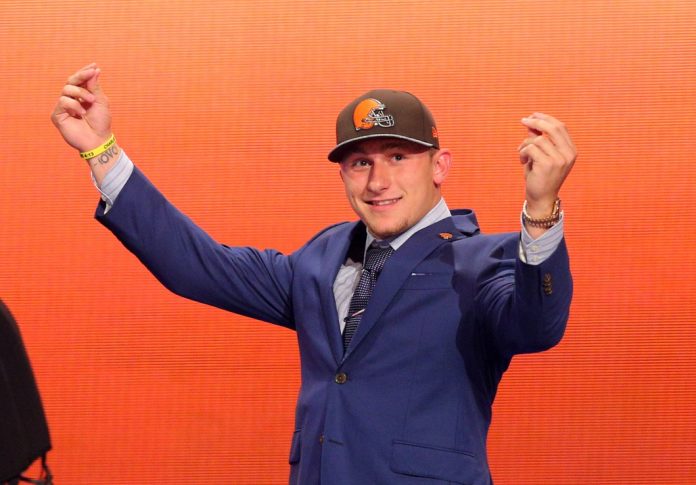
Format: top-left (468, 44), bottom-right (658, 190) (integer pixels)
top-left (86, 68), bottom-right (105, 100)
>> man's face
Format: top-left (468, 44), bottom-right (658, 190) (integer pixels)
top-left (339, 138), bottom-right (450, 239)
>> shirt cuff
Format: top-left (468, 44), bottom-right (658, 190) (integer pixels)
top-left (90, 150), bottom-right (134, 213)
top-left (518, 212), bottom-right (564, 265)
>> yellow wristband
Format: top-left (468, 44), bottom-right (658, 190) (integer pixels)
top-left (80, 134), bottom-right (116, 160)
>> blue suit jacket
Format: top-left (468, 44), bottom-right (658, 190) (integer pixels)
top-left (97, 168), bottom-right (572, 485)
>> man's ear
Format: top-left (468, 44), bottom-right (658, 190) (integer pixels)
top-left (432, 149), bottom-right (452, 186)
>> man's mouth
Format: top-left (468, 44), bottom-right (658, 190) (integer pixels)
top-left (366, 197), bottom-right (401, 207)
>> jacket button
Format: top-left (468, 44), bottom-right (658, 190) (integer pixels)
top-left (334, 372), bottom-right (348, 384)
top-left (319, 434), bottom-right (324, 444)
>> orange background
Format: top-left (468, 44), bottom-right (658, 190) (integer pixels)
top-left (1, 1), bottom-right (695, 483)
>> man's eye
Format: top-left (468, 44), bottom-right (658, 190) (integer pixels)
top-left (393, 154), bottom-right (404, 161)
top-left (355, 159), bottom-right (370, 167)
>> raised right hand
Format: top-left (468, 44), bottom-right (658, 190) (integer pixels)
top-left (51, 63), bottom-right (112, 153)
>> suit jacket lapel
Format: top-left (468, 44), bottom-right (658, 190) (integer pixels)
top-left (319, 222), bottom-right (365, 365)
top-left (342, 217), bottom-right (463, 361)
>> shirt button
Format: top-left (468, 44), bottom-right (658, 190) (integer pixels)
top-left (531, 244), bottom-right (540, 252)
top-left (335, 372), bottom-right (348, 384)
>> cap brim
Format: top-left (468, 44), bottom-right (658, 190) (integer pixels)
top-left (327, 134), bottom-right (435, 162)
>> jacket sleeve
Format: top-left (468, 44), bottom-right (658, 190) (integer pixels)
top-left (475, 235), bottom-right (572, 357)
top-left (95, 167), bottom-right (295, 330)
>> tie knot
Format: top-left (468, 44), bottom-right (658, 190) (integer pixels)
top-left (364, 245), bottom-right (394, 274)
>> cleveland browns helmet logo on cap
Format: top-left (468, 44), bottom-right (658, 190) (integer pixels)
top-left (353, 98), bottom-right (395, 131)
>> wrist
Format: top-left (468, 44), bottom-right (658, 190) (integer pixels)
top-left (80, 133), bottom-right (116, 159)
top-left (524, 195), bottom-right (558, 217)
top-left (86, 142), bottom-right (121, 186)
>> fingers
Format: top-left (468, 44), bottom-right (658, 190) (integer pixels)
top-left (59, 63), bottom-right (108, 116)
top-left (66, 65), bottom-right (98, 87)
top-left (519, 143), bottom-right (552, 169)
top-left (56, 66), bottom-right (100, 121)
top-left (518, 135), bottom-right (559, 164)
top-left (526, 125), bottom-right (542, 137)
top-left (520, 113), bottom-right (576, 163)
top-left (55, 95), bottom-right (87, 118)
top-left (62, 84), bottom-right (95, 104)
top-left (521, 113), bottom-right (569, 146)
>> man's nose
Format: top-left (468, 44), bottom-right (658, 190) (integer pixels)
top-left (366, 160), bottom-right (391, 193)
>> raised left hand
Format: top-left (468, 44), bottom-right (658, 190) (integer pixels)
top-left (518, 112), bottom-right (576, 218)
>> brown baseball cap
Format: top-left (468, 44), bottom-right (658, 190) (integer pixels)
top-left (328, 89), bottom-right (439, 162)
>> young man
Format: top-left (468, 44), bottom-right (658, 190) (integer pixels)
top-left (52, 64), bottom-right (575, 484)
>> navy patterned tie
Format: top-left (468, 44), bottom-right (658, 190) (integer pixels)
top-left (342, 244), bottom-right (395, 351)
